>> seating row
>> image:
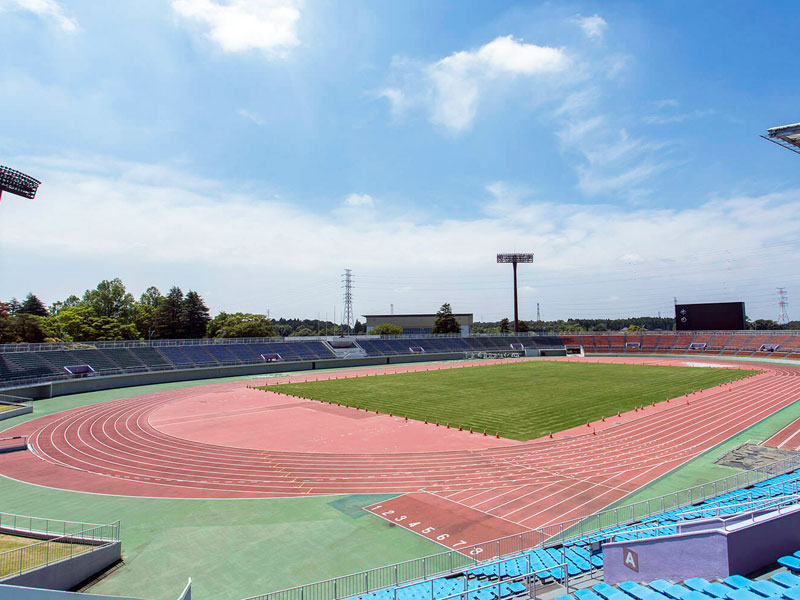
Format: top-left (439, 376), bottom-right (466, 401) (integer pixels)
top-left (556, 570), bottom-right (800, 600)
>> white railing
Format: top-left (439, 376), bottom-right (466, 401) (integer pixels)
top-left (0, 522), bottom-right (120, 580)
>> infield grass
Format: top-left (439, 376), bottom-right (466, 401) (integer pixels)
top-left (268, 361), bottom-right (757, 441)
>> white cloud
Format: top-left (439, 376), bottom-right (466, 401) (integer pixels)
top-left (344, 193), bottom-right (374, 207)
top-left (643, 109), bottom-right (715, 125)
top-left (237, 108), bottom-right (265, 125)
top-left (172, 0), bottom-right (300, 56)
top-left (2, 158), bottom-right (799, 320)
top-left (574, 14), bottom-right (607, 40)
top-left (555, 103), bottom-right (671, 199)
top-left (428, 36), bottom-right (569, 132)
top-left (1, 0), bottom-right (78, 31)
top-left (378, 36), bottom-right (570, 133)
top-left (375, 88), bottom-right (407, 117)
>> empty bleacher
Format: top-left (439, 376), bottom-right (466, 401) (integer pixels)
top-left (764, 334), bottom-right (800, 358)
top-left (743, 333), bottom-right (779, 357)
top-left (669, 332), bottom-right (696, 353)
top-left (2, 330), bottom-right (799, 388)
top-left (721, 332), bottom-right (755, 355)
top-left (641, 333), bottom-right (660, 352)
top-left (707, 332), bottom-right (733, 353)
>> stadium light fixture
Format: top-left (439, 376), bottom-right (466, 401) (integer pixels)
top-left (497, 253), bottom-right (533, 333)
top-left (0, 164), bottom-right (41, 202)
top-left (762, 122), bottom-right (800, 155)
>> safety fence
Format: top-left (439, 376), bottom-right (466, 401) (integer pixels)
top-left (0, 517), bottom-right (120, 580)
top-left (0, 393), bottom-right (32, 407)
top-left (0, 512), bottom-right (120, 541)
top-left (243, 453), bottom-right (800, 600)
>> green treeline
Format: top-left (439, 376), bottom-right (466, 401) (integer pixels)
top-left (0, 278), bottom-right (358, 343)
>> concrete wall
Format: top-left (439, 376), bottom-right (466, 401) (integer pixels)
top-left (3, 542), bottom-right (122, 591)
top-left (728, 508), bottom-right (800, 575)
top-left (2, 352), bottom-right (466, 400)
top-left (0, 405), bottom-right (33, 421)
top-left (0, 584), bottom-right (141, 600)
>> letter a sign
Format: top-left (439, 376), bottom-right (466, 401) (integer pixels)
top-left (622, 547), bottom-right (639, 572)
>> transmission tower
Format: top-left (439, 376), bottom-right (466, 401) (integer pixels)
top-left (536, 302), bottom-right (541, 322)
top-left (342, 269), bottom-right (354, 333)
top-left (778, 288), bottom-right (789, 325)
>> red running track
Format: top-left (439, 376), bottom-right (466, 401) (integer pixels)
top-left (1, 357), bottom-right (799, 546)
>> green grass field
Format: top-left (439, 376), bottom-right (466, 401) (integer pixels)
top-left (0, 533), bottom-right (94, 577)
top-left (268, 361), bottom-right (757, 440)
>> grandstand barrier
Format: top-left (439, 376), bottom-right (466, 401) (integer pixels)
top-left (0, 584), bottom-right (147, 599)
top-left (62, 365), bottom-right (95, 378)
top-left (2, 354), bottom-right (467, 400)
top-left (409, 347), bottom-right (425, 354)
top-left (260, 353), bottom-right (282, 362)
top-left (761, 344), bottom-right (781, 352)
top-left (0, 394), bottom-right (33, 422)
top-left (0, 513), bottom-right (121, 591)
top-left (688, 343), bottom-right (707, 351)
top-left (249, 453), bottom-right (800, 600)
top-left (464, 351), bottom-right (522, 360)
top-left (510, 343), bottom-right (525, 351)
top-left (625, 343), bottom-right (640, 349)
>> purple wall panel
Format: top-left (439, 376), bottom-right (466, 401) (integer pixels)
top-left (604, 532), bottom-right (729, 584)
top-left (603, 506), bottom-right (800, 584)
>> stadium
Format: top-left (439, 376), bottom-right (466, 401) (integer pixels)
top-left (3, 328), bottom-right (800, 599)
top-left (3, 3), bottom-right (800, 600)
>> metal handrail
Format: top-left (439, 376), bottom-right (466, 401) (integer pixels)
top-left (0, 522), bottom-right (120, 580)
top-left (0, 511), bottom-right (120, 540)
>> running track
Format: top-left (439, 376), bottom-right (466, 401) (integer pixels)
top-left (2, 356), bottom-right (800, 548)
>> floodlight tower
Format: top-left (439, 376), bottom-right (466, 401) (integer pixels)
top-left (762, 123), bottom-right (800, 155)
top-left (0, 164), bottom-right (41, 202)
top-left (497, 253), bottom-right (533, 333)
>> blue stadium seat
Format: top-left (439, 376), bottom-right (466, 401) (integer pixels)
top-left (778, 556), bottom-right (800, 573)
top-left (771, 572), bottom-right (800, 588)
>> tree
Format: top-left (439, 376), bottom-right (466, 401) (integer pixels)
top-left (499, 318), bottom-right (511, 333)
top-left (371, 323), bottom-right (403, 335)
top-left (206, 312), bottom-right (276, 338)
top-left (49, 305), bottom-right (138, 341)
top-left (289, 326), bottom-right (315, 337)
top-left (517, 320), bottom-right (529, 333)
top-left (154, 287), bottom-right (185, 339)
top-left (7, 298), bottom-right (21, 315)
top-left (140, 286), bottom-right (163, 307)
top-left (431, 303), bottom-right (460, 334)
top-left (82, 278), bottom-right (135, 320)
top-left (626, 325), bottom-right (644, 332)
top-left (751, 319), bottom-right (782, 330)
top-left (181, 291), bottom-right (211, 338)
top-left (19, 293), bottom-right (48, 317)
top-left (11, 314), bottom-right (47, 343)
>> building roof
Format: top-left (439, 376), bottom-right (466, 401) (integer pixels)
top-left (362, 313), bottom-right (473, 318)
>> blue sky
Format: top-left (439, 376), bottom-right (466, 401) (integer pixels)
top-left (1, 0), bottom-right (799, 323)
